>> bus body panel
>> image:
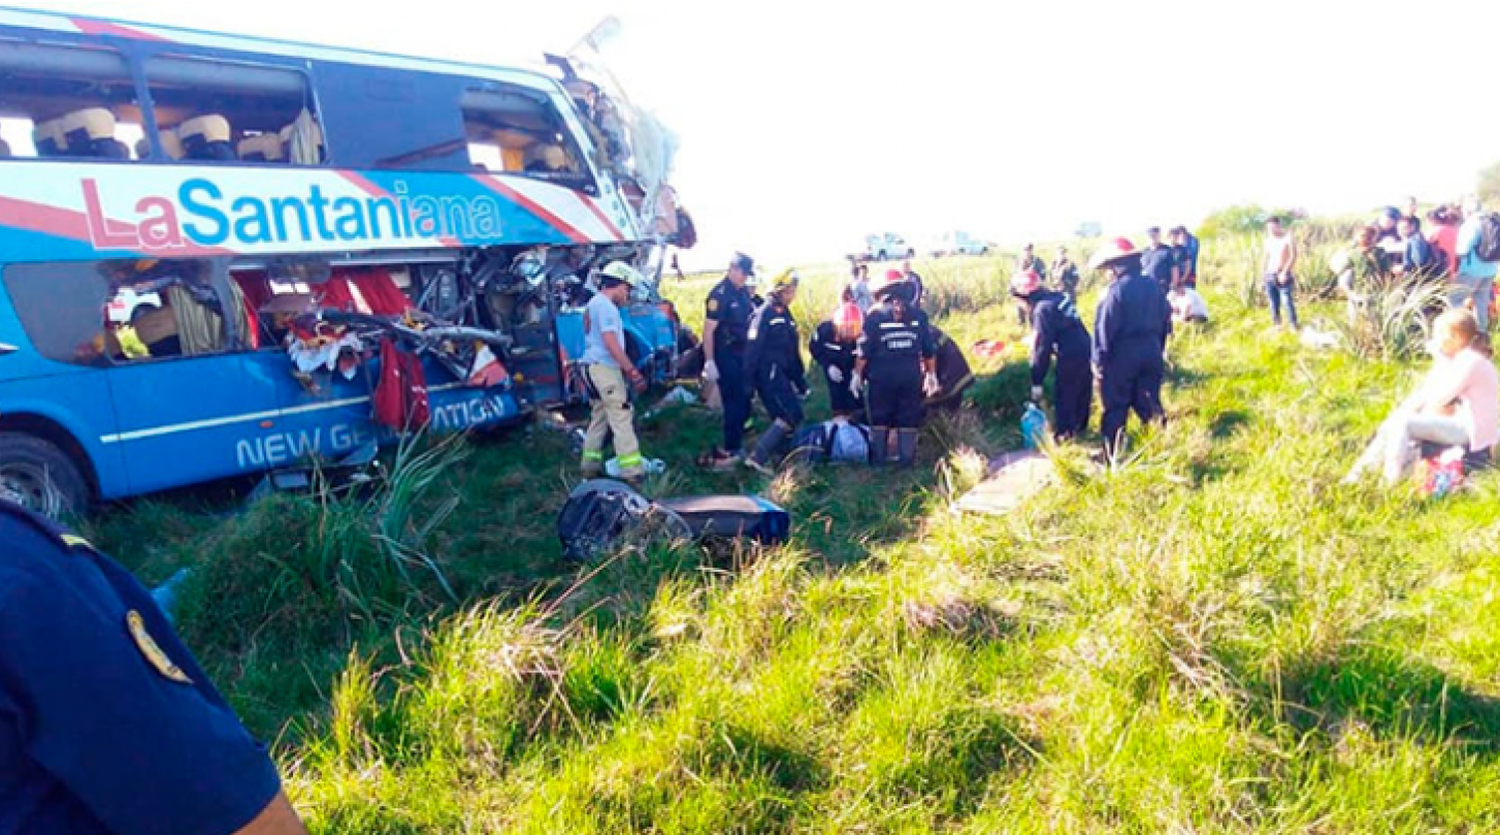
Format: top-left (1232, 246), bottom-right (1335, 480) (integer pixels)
top-left (0, 162), bottom-right (634, 261)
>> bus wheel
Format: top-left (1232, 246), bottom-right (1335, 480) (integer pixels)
top-left (0, 433), bottom-right (88, 518)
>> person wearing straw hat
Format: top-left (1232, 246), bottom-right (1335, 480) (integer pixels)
top-left (1089, 237), bottom-right (1171, 456)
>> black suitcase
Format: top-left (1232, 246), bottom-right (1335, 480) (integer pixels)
top-left (558, 480), bottom-right (790, 561)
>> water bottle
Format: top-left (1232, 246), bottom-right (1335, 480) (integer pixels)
top-left (1020, 402), bottom-right (1048, 450)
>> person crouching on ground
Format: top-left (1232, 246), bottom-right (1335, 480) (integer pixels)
top-left (1168, 279), bottom-right (1210, 324)
top-left (579, 262), bottom-right (650, 481)
top-left (1346, 308), bottom-right (1499, 484)
top-left (744, 270), bottom-right (809, 473)
top-left (1090, 238), bottom-right (1172, 458)
top-left (853, 269), bottom-right (939, 466)
top-left (1012, 269), bottom-right (1093, 441)
top-left (811, 284), bottom-right (864, 421)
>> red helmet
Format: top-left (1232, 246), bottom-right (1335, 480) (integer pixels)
top-left (1010, 269), bottom-right (1043, 298)
top-left (870, 268), bottom-right (912, 299)
top-left (1088, 237), bottom-right (1139, 270)
top-left (832, 301), bottom-right (863, 341)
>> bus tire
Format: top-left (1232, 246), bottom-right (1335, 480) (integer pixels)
top-left (0, 432), bottom-right (89, 519)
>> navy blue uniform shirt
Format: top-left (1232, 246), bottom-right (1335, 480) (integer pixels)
top-left (0, 503), bottom-right (281, 835)
top-left (1139, 243), bottom-right (1176, 285)
top-left (705, 278), bottom-right (754, 355)
top-left (809, 321), bottom-right (856, 373)
top-left (857, 303), bottom-right (937, 373)
top-left (1028, 291), bottom-right (1092, 386)
top-left (1092, 265), bottom-right (1172, 368)
top-left (745, 300), bottom-right (806, 391)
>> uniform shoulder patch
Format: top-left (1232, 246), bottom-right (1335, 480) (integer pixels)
top-left (127, 610), bottom-right (193, 685)
top-left (707, 298), bottom-right (720, 313)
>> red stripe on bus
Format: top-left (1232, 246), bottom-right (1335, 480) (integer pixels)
top-left (471, 176), bottom-right (590, 244)
top-left (0, 195), bottom-right (234, 257)
top-left (575, 193), bottom-right (626, 241)
top-left (337, 171), bottom-right (391, 199)
top-left (69, 18), bottom-right (170, 42)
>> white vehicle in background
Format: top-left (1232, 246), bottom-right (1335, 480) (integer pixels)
top-left (929, 231), bottom-right (991, 257)
top-left (851, 233), bottom-right (915, 263)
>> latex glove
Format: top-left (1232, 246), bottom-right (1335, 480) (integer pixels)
top-left (1030, 385), bottom-right (1044, 402)
top-left (923, 372), bottom-right (941, 397)
top-left (850, 372), bottom-right (864, 397)
top-left (826, 364), bottom-right (845, 384)
top-left (703, 360), bottom-right (720, 382)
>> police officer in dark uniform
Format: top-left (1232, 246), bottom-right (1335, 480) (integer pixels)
top-left (810, 284), bottom-right (864, 420)
top-left (1089, 238), bottom-right (1172, 457)
top-left (0, 501), bottom-right (307, 835)
top-left (744, 270), bottom-right (808, 473)
top-left (852, 270), bottom-right (939, 467)
top-left (701, 252), bottom-right (756, 468)
top-left (1011, 270), bottom-right (1093, 441)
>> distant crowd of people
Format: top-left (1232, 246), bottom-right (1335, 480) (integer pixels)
top-left (1267, 195), bottom-right (1500, 331)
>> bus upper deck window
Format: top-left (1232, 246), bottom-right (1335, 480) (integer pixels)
top-left (0, 41), bottom-right (143, 161)
top-left (144, 56), bottom-right (324, 165)
top-left (461, 87), bottom-right (594, 193)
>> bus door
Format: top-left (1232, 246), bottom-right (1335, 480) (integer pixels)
top-left (99, 259), bottom-right (291, 495)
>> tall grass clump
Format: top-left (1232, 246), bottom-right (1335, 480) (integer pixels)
top-left (1336, 274), bottom-right (1449, 360)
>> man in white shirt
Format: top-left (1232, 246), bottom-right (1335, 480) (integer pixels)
top-left (1263, 215), bottom-right (1299, 329)
top-left (579, 262), bottom-right (649, 481)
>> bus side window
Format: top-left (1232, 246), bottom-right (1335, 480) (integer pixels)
top-left (318, 64), bottom-right (469, 171)
top-left (462, 87), bottom-right (595, 193)
top-left (0, 40), bottom-right (144, 161)
top-left (143, 55), bottom-right (323, 165)
top-left (2, 260), bottom-right (252, 366)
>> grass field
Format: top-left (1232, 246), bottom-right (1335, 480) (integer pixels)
top-left (85, 233), bottom-right (1500, 833)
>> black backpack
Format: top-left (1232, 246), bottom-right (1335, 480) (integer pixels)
top-left (1475, 213), bottom-right (1500, 263)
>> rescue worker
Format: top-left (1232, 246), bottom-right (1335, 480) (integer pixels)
top-left (1090, 238), bottom-right (1172, 457)
top-left (901, 259), bottom-right (926, 309)
top-left (853, 269), bottom-right (939, 467)
top-left (1012, 269), bottom-right (1093, 441)
top-left (1051, 246), bottom-right (1081, 300)
top-left (0, 500), bottom-right (309, 835)
top-left (810, 285), bottom-right (864, 420)
top-left (1140, 226), bottom-right (1179, 287)
top-left (579, 262), bottom-right (650, 481)
top-left (701, 252), bottom-right (756, 469)
top-left (744, 270), bottom-right (808, 473)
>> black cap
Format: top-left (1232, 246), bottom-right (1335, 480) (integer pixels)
top-left (597, 273), bottom-right (629, 288)
top-left (731, 252), bottom-right (755, 276)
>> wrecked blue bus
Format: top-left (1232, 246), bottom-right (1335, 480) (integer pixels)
top-left (0, 8), bottom-right (690, 515)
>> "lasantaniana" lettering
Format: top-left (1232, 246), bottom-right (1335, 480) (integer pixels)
top-left (82, 177), bottom-right (507, 252)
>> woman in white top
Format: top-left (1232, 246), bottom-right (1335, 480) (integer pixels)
top-left (1347, 308), bottom-right (1500, 484)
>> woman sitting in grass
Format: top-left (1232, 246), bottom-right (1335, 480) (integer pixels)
top-left (1346, 307), bottom-right (1499, 484)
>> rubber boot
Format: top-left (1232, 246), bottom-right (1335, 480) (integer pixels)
top-left (896, 428), bottom-right (919, 468)
top-left (868, 426), bottom-right (890, 466)
top-left (746, 421), bottom-right (790, 474)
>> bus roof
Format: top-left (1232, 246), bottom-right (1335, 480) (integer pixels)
top-left (0, 6), bottom-right (561, 89)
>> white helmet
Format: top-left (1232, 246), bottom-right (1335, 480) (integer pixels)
top-left (599, 260), bottom-right (644, 289)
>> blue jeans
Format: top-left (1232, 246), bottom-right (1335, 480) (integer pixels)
top-left (1265, 274), bottom-right (1299, 327)
top-left (1450, 274), bottom-right (1496, 330)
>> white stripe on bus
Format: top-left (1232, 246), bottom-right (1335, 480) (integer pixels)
top-left (97, 382), bottom-right (473, 444)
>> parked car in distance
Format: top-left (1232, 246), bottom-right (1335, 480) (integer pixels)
top-left (850, 233), bottom-right (915, 263)
top-left (929, 231), bottom-right (991, 257)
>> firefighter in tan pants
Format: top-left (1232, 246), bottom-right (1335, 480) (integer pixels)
top-left (580, 261), bottom-right (649, 481)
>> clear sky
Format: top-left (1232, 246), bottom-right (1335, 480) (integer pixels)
top-left (7, 0), bottom-right (1500, 270)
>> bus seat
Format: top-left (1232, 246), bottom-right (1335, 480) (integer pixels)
top-left (179, 114), bottom-right (235, 161)
top-left (159, 128), bottom-right (185, 160)
top-left (134, 137), bottom-right (150, 159)
top-left (60, 108), bottom-right (129, 158)
top-left (33, 119), bottom-right (66, 157)
top-left (0, 138), bottom-right (10, 158)
top-left (524, 143), bottom-right (569, 173)
top-left (237, 133), bottom-right (285, 163)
